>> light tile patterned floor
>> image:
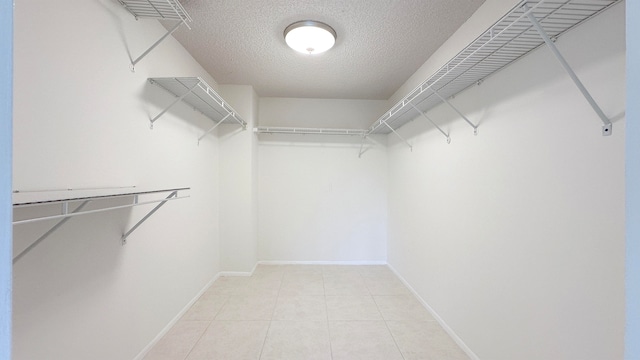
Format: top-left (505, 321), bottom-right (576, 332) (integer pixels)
top-left (143, 265), bottom-right (470, 360)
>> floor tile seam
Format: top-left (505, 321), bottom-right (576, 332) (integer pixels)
top-left (322, 270), bottom-right (334, 360)
top-left (382, 318), bottom-right (408, 360)
top-left (258, 275), bottom-right (283, 359)
top-left (257, 319), bottom-right (275, 360)
top-left (181, 319), bottom-right (214, 360)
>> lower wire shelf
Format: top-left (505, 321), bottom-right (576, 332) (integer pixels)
top-left (12, 187), bottom-right (190, 263)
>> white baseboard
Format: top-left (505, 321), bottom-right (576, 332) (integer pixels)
top-left (219, 271), bottom-right (253, 276)
top-left (387, 264), bottom-right (481, 360)
top-left (257, 260), bottom-right (387, 265)
top-left (133, 264), bottom-right (260, 359)
top-left (132, 272), bottom-right (221, 360)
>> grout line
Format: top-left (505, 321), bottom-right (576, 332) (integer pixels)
top-left (133, 272), bottom-right (221, 360)
top-left (256, 266), bottom-right (283, 360)
top-left (321, 266), bottom-right (335, 360)
top-left (386, 263), bottom-right (480, 360)
top-left (181, 319), bottom-right (214, 360)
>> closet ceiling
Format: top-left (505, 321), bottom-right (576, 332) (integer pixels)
top-left (166, 0), bottom-right (486, 99)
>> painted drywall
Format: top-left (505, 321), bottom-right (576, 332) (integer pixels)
top-left (0, 0), bottom-right (12, 358)
top-left (257, 97), bottom-right (389, 262)
top-left (218, 85), bottom-right (259, 273)
top-left (386, 2), bottom-right (626, 360)
top-left (626, 0), bottom-right (640, 358)
top-left (12, 0), bottom-right (223, 359)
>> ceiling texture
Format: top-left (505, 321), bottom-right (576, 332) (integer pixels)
top-left (168, 0), bottom-right (486, 100)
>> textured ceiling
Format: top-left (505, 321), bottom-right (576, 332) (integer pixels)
top-left (168, 0), bottom-right (486, 99)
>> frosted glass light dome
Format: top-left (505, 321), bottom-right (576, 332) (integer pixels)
top-left (284, 20), bottom-right (337, 55)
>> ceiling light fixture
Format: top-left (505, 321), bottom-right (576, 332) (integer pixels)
top-left (284, 20), bottom-right (337, 55)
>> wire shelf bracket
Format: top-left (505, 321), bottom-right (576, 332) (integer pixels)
top-left (429, 88), bottom-right (478, 136)
top-left (523, 3), bottom-right (613, 136)
top-left (365, 0), bottom-right (621, 141)
top-left (118, 0), bottom-right (193, 71)
top-left (149, 77), bottom-right (247, 141)
top-left (409, 103), bottom-right (451, 144)
top-left (12, 187), bottom-right (190, 263)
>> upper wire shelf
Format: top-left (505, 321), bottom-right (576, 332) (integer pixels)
top-left (254, 127), bottom-right (367, 136)
top-left (118, 0), bottom-right (192, 25)
top-left (118, 0), bottom-right (193, 69)
top-left (149, 77), bottom-right (247, 140)
top-left (367, 0), bottom-right (621, 136)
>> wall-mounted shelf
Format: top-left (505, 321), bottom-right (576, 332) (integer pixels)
top-left (149, 77), bottom-right (247, 141)
top-left (254, 127), bottom-right (367, 136)
top-left (118, 0), bottom-right (192, 70)
top-left (368, 0), bottom-right (620, 145)
top-left (12, 187), bottom-right (190, 263)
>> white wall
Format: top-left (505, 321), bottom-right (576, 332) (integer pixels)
top-left (218, 85), bottom-right (259, 273)
top-left (258, 98), bottom-right (389, 262)
top-left (0, 0), bottom-right (12, 357)
top-left (626, 0), bottom-right (640, 358)
top-left (12, 0), bottom-right (223, 359)
top-left (386, 2), bottom-right (626, 360)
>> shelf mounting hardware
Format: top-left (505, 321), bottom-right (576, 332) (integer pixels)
top-left (523, 4), bottom-right (612, 136)
top-left (118, 0), bottom-right (193, 71)
top-left (358, 135), bottom-right (367, 158)
top-left (384, 121), bottom-right (412, 151)
top-left (429, 88), bottom-right (478, 135)
top-left (13, 201), bottom-right (90, 264)
top-left (198, 112), bottom-right (231, 143)
top-left (150, 81), bottom-right (200, 129)
top-left (409, 103), bottom-right (451, 144)
top-left (121, 190), bottom-right (178, 245)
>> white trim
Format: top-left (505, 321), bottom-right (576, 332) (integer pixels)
top-left (132, 272), bottom-right (221, 360)
top-left (219, 271), bottom-right (253, 277)
top-left (387, 264), bottom-right (481, 360)
top-left (257, 260), bottom-right (387, 266)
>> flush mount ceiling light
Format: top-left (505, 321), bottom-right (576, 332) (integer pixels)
top-left (284, 20), bottom-right (337, 55)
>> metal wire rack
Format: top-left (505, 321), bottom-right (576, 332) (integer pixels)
top-left (254, 127), bottom-right (367, 136)
top-left (118, 0), bottom-right (191, 22)
top-left (148, 77), bottom-right (247, 141)
top-left (118, 0), bottom-right (193, 69)
top-left (367, 0), bottom-right (621, 140)
top-left (13, 187), bottom-right (190, 263)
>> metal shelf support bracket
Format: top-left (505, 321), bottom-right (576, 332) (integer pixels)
top-left (524, 4), bottom-right (612, 136)
top-left (13, 200), bottom-right (91, 264)
top-left (384, 121), bottom-right (412, 151)
top-left (150, 81), bottom-right (200, 129)
top-left (198, 112), bottom-right (231, 143)
top-left (121, 190), bottom-right (179, 245)
top-left (430, 88), bottom-right (478, 135)
top-left (358, 135), bottom-right (367, 158)
top-left (409, 103), bottom-right (451, 144)
top-left (130, 21), bottom-right (184, 71)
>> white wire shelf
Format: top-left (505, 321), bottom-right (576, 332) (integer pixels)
top-left (118, 0), bottom-right (192, 69)
top-left (13, 187), bottom-right (190, 263)
top-left (118, 0), bottom-right (192, 23)
top-left (254, 127), bottom-right (367, 136)
top-left (149, 77), bottom-right (247, 140)
top-left (368, 0), bottom-right (621, 137)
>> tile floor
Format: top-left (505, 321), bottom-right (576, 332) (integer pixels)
top-left (143, 264), bottom-right (470, 360)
